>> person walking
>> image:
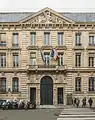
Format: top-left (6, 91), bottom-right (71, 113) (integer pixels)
top-left (73, 97), bottom-right (76, 107)
top-left (82, 97), bottom-right (86, 108)
top-left (76, 98), bottom-right (80, 108)
top-left (88, 98), bottom-right (93, 108)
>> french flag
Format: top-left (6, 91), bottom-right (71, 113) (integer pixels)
top-left (51, 49), bottom-right (59, 60)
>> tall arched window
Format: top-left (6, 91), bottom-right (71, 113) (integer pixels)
top-left (12, 77), bottom-right (19, 92)
top-left (0, 77), bottom-right (6, 92)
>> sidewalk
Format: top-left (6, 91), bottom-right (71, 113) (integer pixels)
top-left (57, 106), bottom-right (95, 120)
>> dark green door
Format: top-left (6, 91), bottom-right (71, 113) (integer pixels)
top-left (40, 76), bottom-right (53, 105)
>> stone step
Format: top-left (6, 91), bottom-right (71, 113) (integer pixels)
top-left (57, 118), bottom-right (95, 120)
top-left (59, 114), bottom-right (95, 117)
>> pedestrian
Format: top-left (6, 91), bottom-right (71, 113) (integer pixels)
top-left (73, 97), bottom-right (76, 107)
top-left (76, 98), bottom-right (80, 108)
top-left (88, 98), bottom-right (93, 108)
top-left (82, 97), bottom-right (86, 108)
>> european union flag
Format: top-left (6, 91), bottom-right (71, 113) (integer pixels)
top-left (51, 49), bottom-right (55, 57)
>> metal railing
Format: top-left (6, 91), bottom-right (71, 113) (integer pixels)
top-left (27, 65), bottom-right (67, 71)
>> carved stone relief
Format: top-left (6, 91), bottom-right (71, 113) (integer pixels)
top-left (28, 11), bottom-right (64, 24)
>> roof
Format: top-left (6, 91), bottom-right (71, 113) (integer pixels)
top-left (0, 12), bottom-right (95, 22)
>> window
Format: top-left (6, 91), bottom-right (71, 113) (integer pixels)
top-left (30, 52), bottom-right (36, 65)
top-left (58, 53), bottom-right (63, 66)
top-left (12, 33), bottom-right (18, 47)
top-left (89, 35), bottom-right (95, 45)
top-left (75, 77), bottom-right (81, 91)
top-left (44, 52), bottom-right (50, 65)
top-left (30, 32), bottom-right (36, 45)
top-left (75, 53), bottom-right (81, 67)
top-left (89, 53), bottom-right (94, 67)
top-left (58, 32), bottom-right (63, 45)
top-left (75, 33), bottom-right (81, 46)
top-left (0, 78), bottom-right (6, 92)
top-left (89, 77), bottom-right (94, 91)
top-left (0, 33), bottom-right (6, 46)
top-left (12, 77), bottom-right (19, 92)
top-left (0, 53), bottom-right (6, 67)
top-left (13, 53), bottom-right (19, 67)
top-left (44, 32), bottom-right (50, 45)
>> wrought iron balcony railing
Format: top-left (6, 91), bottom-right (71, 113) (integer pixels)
top-left (27, 65), bottom-right (67, 71)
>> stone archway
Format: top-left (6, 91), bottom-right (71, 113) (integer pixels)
top-left (40, 76), bottom-right (53, 105)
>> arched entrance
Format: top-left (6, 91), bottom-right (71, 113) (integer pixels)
top-left (40, 76), bottom-right (53, 105)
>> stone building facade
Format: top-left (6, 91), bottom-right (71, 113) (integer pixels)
top-left (0, 7), bottom-right (95, 106)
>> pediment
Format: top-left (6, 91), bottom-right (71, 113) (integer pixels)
top-left (20, 7), bottom-right (75, 24)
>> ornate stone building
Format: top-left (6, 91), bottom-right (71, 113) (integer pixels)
top-left (0, 7), bottom-right (95, 106)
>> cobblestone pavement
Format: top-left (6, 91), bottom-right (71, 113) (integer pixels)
top-left (0, 108), bottom-right (62, 120)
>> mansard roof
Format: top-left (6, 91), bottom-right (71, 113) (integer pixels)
top-left (0, 10), bottom-right (95, 23)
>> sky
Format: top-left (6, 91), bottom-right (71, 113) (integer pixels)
top-left (0, 0), bottom-right (95, 12)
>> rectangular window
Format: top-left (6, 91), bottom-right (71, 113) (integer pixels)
top-left (0, 33), bottom-right (6, 46)
top-left (89, 53), bottom-right (94, 67)
top-left (58, 53), bottom-right (63, 66)
top-left (12, 78), bottom-right (19, 92)
top-left (0, 53), bottom-right (6, 67)
top-left (75, 77), bottom-right (81, 91)
top-left (30, 32), bottom-right (36, 45)
top-left (89, 77), bottom-right (94, 91)
top-left (30, 52), bottom-right (36, 65)
top-left (75, 53), bottom-right (81, 67)
top-left (89, 36), bottom-right (95, 45)
top-left (13, 54), bottom-right (19, 67)
top-left (44, 52), bottom-right (50, 65)
top-left (0, 78), bottom-right (6, 92)
top-left (58, 32), bottom-right (63, 45)
top-left (44, 32), bottom-right (50, 45)
top-left (75, 33), bottom-right (81, 46)
top-left (12, 33), bottom-right (18, 47)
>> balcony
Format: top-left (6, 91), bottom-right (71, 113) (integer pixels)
top-left (55, 45), bottom-right (67, 50)
top-left (41, 46), bottom-right (52, 50)
top-left (0, 42), bottom-right (8, 50)
top-left (10, 44), bottom-right (21, 50)
top-left (27, 65), bottom-right (67, 72)
top-left (27, 45), bottom-right (39, 50)
top-left (73, 44), bottom-right (84, 50)
top-left (86, 44), bottom-right (95, 50)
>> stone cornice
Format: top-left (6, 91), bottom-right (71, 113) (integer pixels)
top-left (67, 68), bottom-right (95, 72)
top-left (0, 23), bottom-right (95, 30)
top-left (0, 68), bottom-right (27, 72)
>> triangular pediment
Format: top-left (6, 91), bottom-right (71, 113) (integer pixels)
top-left (19, 7), bottom-right (75, 24)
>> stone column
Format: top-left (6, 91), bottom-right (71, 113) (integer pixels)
top-left (36, 86), bottom-right (40, 105)
top-left (53, 85), bottom-right (57, 105)
top-left (64, 83), bottom-right (67, 106)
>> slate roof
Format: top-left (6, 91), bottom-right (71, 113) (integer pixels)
top-left (0, 12), bottom-right (95, 22)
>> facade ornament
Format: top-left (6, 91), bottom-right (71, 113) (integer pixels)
top-left (30, 11), bottom-right (63, 24)
top-left (14, 71), bottom-right (17, 76)
top-left (77, 72), bottom-right (80, 76)
top-left (85, 24), bottom-right (87, 29)
top-left (91, 72), bottom-right (93, 76)
top-left (1, 72), bottom-right (5, 76)
top-left (78, 24), bottom-right (80, 29)
top-left (92, 24), bottom-right (94, 29)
